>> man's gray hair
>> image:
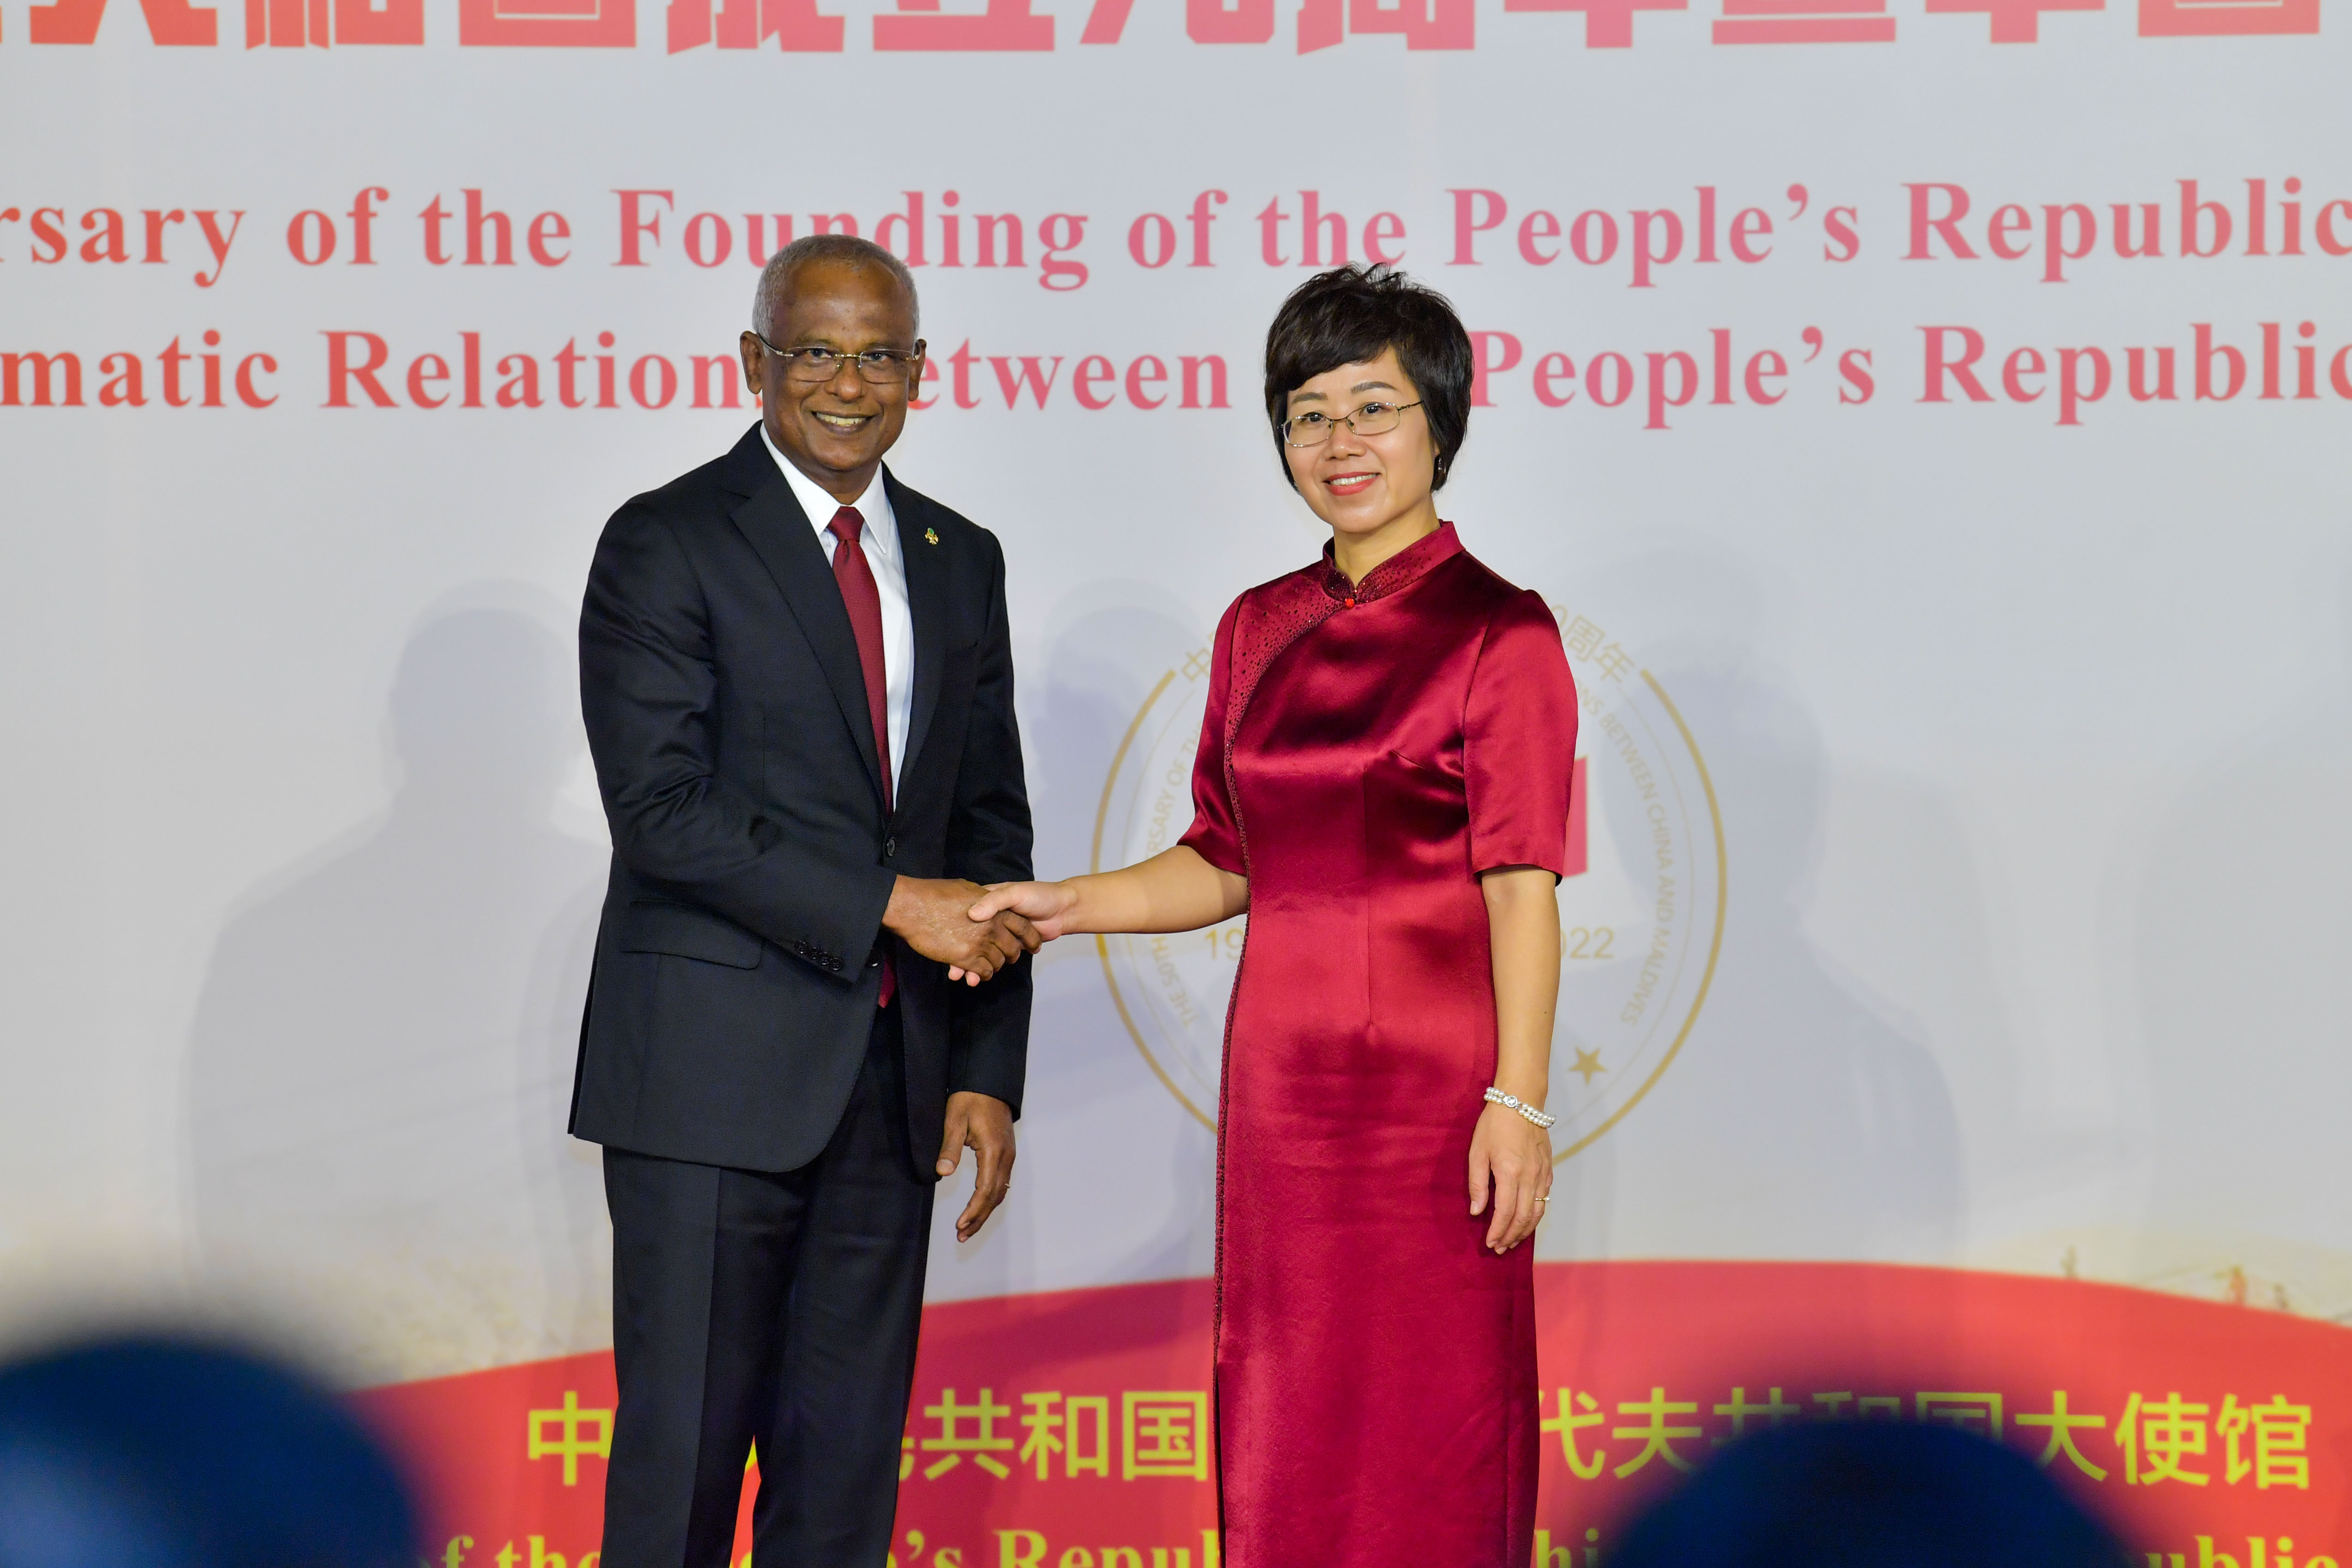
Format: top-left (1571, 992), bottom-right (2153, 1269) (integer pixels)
top-left (752, 234), bottom-right (921, 341)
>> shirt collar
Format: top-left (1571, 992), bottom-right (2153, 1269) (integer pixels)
top-left (759, 422), bottom-right (898, 562)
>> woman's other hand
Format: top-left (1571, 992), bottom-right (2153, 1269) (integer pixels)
top-left (1469, 1102), bottom-right (1553, 1253)
top-left (1477, 864), bottom-right (1560, 1251)
top-left (948, 882), bottom-right (1080, 983)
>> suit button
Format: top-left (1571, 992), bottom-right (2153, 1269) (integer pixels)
top-left (884, 836), bottom-right (898, 861)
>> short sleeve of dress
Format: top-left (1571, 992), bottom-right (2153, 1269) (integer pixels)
top-left (1464, 591), bottom-right (1580, 879)
top-left (1176, 596), bottom-right (1246, 877)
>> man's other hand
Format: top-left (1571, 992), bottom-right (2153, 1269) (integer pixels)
top-left (937, 1090), bottom-right (1015, 1241)
top-left (883, 877), bottom-right (1040, 982)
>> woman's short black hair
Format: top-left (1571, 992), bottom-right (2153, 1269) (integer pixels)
top-left (1263, 264), bottom-right (1473, 492)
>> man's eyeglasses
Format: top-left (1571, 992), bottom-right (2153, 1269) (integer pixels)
top-left (1281, 399), bottom-right (1423, 448)
top-left (752, 332), bottom-right (923, 385)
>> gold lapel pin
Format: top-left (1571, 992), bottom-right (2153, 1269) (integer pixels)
top-left (924, 527), bottom-right (940, 545)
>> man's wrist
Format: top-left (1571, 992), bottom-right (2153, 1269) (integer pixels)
top-left (881, 874), bottom-right (924, 938)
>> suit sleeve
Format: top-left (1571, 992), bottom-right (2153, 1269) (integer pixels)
top-left (1175, 596), bottom-right (1245, 876)
top-left (944, 532), bottom-right (1036, 1113)
top-left (1464, 590), bottom-right (1580, 880)
top-left (580, 501), bottom-right (897, 974)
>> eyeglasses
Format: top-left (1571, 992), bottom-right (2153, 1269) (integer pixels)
top-left (1281, 399), bottom-right (1423, 448)
top-left (752, 332), bottom-right (923, 385)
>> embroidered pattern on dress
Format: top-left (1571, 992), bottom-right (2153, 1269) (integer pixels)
top-left (1315, 520), bottom-right (1461, 607)
top-left (1224, 524), bottom-right (1465, 750)
top-left (1223, 573), bottom-right (1342, 751)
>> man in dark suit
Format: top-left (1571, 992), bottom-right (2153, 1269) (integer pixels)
top-left (572, 233), bottom-right (1038, 1565)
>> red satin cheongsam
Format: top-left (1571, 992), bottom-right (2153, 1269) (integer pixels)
top-left (1179, 522), bottom-right (1579, 1568)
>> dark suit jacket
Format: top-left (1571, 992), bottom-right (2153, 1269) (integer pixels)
top-left (570, 424), bottom-right (1033, 1175)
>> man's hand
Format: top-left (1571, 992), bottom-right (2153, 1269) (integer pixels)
top-left (938, 1091), bottom-right (1015, 1241)
top-left (884, 877), bottom-right (1039, 982)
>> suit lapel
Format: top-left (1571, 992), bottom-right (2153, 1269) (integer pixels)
top-left (890, 470), bottom-right (952, 789)
top-left (722, 431), bottom-right (887, 808)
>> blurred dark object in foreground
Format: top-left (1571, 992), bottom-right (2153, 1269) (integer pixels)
top-left (0, 1335), bottom-right (418, 1568)
top-left (1608, 1418), bottom-right (2131, 1568)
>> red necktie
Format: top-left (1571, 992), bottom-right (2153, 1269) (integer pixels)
top-left (829, 505), bottom-right (895, 1005)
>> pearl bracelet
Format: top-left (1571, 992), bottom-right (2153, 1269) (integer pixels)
top-left (1484, 1087), bottom-right (1556, 1129)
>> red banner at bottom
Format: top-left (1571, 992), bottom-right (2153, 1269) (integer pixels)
top-left (356, 1262), bottom-right (2352, 1568)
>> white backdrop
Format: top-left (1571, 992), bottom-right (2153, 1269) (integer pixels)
top-left (4, 0), bottom-right (2350, 1411)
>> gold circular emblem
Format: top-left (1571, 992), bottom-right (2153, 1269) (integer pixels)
top-left (1092, 610), bottom-right (1726, 1161)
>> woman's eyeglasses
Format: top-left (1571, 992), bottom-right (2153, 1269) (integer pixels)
top-left (1281, 399), bottom-right (1423, 448)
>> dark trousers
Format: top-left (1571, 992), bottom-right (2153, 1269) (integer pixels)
top-left (600, 1006), bottom-right (931, 1568)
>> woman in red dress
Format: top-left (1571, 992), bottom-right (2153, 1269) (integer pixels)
top-left (967, 267), bottom-right (1577, 1568)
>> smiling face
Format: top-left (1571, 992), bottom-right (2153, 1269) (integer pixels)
top-left (738, 257), bottom-right (925, 504)
top-left (1281, 347), bottom-right (1442, 561)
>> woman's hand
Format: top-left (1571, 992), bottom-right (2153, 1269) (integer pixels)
top-left (1469, 1102), bottom-right (1553, 1253)
top-left (967, 880), bottom-right (1080, 938)
top-left (1477, 866), bottom-right (1560, 1252)
top-left (948, 881), bottom-right (1080, 983)
top-left (942, 853), bottom-right (1246, 983)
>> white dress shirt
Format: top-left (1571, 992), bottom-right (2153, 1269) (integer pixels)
top-left (761, 427), bottom-right (914, 799)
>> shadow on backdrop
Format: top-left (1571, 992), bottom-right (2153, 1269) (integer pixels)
top-left (185, 598), bottom-right (609, 1384)
top-left (0, 1335), bottom-right (417, 1568)
top-left (1635, 654), bottom-right (1967, 1261)
top-left (1532, 545), bottom-right (1967, 1273)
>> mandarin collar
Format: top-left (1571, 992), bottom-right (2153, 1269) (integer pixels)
top-left (1320, 521), bottom-right (1462, 605)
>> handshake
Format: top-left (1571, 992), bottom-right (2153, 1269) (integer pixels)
top-left (881, 877), bottom-right (1076, 985)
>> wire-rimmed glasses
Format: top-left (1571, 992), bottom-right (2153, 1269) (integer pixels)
top-left (1281, 399), bottom-right (1424, 448)
top-left (751, 331), bottom-right (923, 385)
